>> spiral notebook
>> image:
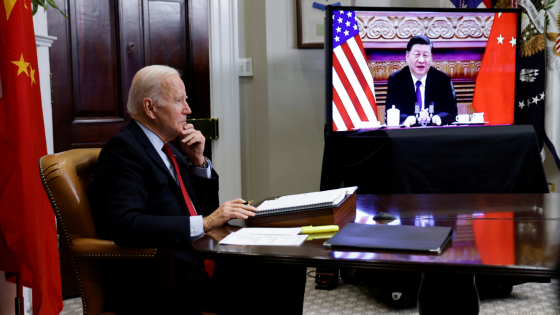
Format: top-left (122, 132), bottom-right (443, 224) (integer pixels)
top-left (255, 187), bottom-right (357, 218)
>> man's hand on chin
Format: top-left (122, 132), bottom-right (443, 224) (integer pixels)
top-left (179, 123), bottom-right (206, 165)
top-left (203, 199), bottom-right (258, 232)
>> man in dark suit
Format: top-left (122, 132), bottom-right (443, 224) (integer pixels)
top-left (92, 65), bottom-right (305, 314)
top-left (385, 35), bottom-right (457, 126)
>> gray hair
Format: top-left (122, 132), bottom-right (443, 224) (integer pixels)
top-left (126, 65), bottom-right (180, 115)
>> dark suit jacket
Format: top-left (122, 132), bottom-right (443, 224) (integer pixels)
top-left (92, 120), bottom-right (219, 272)
top-left (385, 66), bottom-right (457, 125)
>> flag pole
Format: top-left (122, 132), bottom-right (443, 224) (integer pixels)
top-left (14, 272), bottom-right (23, 315)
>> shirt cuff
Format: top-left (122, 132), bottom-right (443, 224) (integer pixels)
top-left (189, 215), bottom-right (204, 236)
top-left (189, 157), bottom-right (213, 179)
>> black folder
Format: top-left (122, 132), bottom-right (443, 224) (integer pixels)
top-left (324, 223), bottom-right (453, 254)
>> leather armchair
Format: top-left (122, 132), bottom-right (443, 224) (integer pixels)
top-left (39, 149), bottom-right (186, 315)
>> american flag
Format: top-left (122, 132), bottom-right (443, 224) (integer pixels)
top-left (331, 10), bottom-right (378, 131)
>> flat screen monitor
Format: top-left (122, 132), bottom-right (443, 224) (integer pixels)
top-left (325, 6), bottom-right (522, 133)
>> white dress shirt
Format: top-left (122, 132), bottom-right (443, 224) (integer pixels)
top-left (136, 120), bottom-right (211, 236)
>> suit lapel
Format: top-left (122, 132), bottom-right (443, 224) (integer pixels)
top-left (424, 67), bottom-right (435, 105)
top-left (403, 66), bottom-right (417, 104)
top-left (128, 121), bottom-right (176, 181)
top-left (127, 121), bottom-right (191, 216)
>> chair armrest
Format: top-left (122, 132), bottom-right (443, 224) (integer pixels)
top-left (70, 238), bottom-right (157, 259)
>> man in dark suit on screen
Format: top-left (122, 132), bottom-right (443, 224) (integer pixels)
top-left (385, 35), bottom-right (458, 126)
top-left (92, 65), bottom-right (305, 315)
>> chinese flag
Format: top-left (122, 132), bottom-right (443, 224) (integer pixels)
top-left (472, 12), bottom-right (517, 125)
top-left (0, 0), bottom-right (63, 314)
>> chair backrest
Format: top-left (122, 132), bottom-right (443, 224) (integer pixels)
top-left (40, 149), bottom-right (101, 240)
top-left (39, 148), bottom-right (105, 315)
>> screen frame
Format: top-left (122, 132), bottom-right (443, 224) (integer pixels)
top-left (324, 6), bottom-right (523, 137)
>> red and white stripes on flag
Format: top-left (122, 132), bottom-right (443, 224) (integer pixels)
top-left (332, 34), bottom-right (379, 131)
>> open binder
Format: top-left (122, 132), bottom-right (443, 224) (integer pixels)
top-left (246, 187), bottom-right (358, 228)
top-left (254, 187), bottom-right (357, 218)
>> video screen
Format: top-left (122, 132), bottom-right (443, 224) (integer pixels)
top-left (326, 7), bottom-right (521, 132)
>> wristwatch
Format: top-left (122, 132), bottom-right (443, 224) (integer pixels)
top-left (188, 157), bottom-right (209, 168)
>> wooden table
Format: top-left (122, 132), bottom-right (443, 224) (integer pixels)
top-left (192, 194), bottom-right (560, 314)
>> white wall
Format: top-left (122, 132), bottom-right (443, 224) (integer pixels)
top-left (238, 0), bottom-right (272, 202)
top-left (264, 0), bottom-right (326, 198)
top-left (238, 0), bottom-right (326, 203)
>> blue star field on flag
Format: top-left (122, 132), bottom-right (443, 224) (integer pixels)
top-left (332, 10), bottom-right (359, 49)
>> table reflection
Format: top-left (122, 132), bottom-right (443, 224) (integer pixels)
top-left (341, 212), bottom-right (483, 265)
top-left (355, 194), bottom-right (560, 219)
top-left (342, 195), bottom-right (560, 269)
top-left (194, 194), bottom-right (560, 272)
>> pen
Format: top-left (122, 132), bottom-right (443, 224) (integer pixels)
top-left (243, 200), bottom-right (253, 205)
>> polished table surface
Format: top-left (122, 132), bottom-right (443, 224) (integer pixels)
top-left (192, 194), bottom-right (560, 278)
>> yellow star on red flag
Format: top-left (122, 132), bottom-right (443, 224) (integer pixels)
top-left (30, 65), bottom-right (36, 86)
top-left (11, 54), bottom-right (30, 76)
top-left (509, 37), bottom-right (516, 47)
top-left (3, 0), bottom-right (17, 20)
top-left (497, 34), bottom-right (504, 44)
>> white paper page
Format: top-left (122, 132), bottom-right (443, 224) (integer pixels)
top-left (236, 227), bottom-right (302, 235)
top-left (218, 233), bottom-right (308, 246)
top-left (257, 189), bottom-right (343, 211)
top-left (255, 187), bottom-right (358, 212)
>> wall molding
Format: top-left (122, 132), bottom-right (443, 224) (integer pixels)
top-left (35, 24), bottom-right (57, 155)
top-left (208, 0), bottom-right (242, 202)
top-left (35, 34), bottom-right (57, 47)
